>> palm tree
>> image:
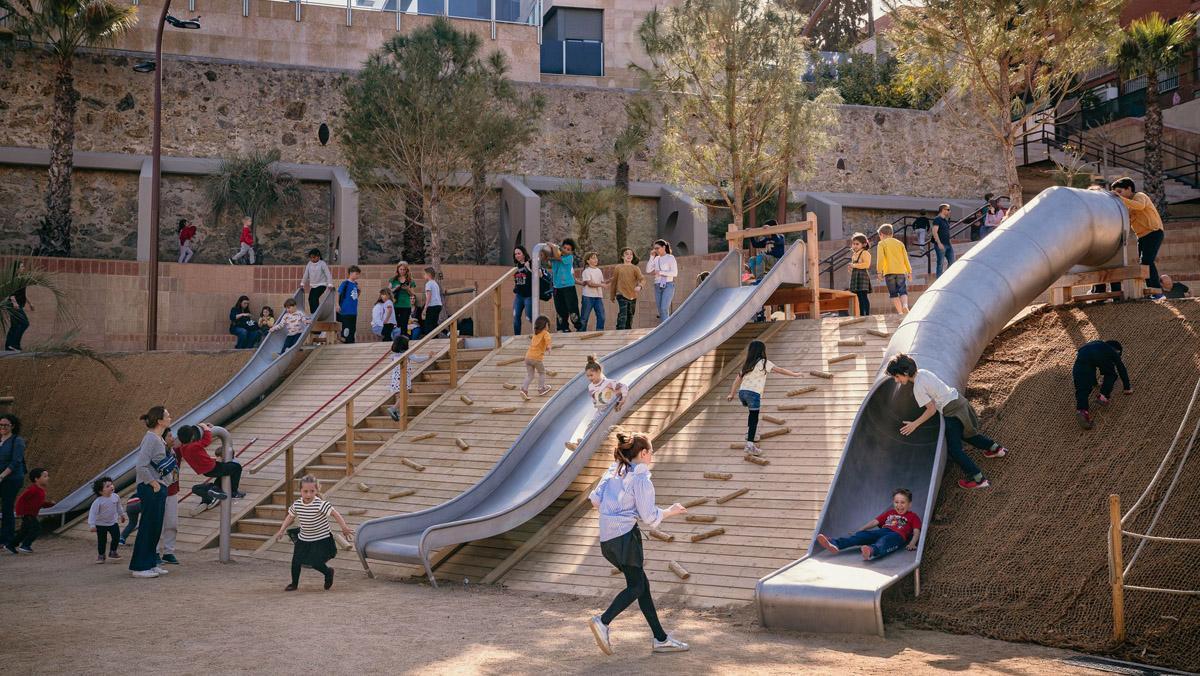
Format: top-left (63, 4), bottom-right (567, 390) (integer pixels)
top-left (545, 183), bottom-right (620, 256)
top-left (612, 97), bottom-right (652, 252)
top-left (206, 148), bottom-right (302, 240)
top-left (1, 0), bottom-right (138, 257)
top-left (1114, 12), bottom-right (1198, 212)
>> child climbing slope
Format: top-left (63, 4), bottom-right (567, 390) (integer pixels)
top-left (726, 340), bottom-right (802, 455)
top-left (272, 475), bottom-right (354, 591)
top-left (521, 316), bottom-right (553, 401)
top-left (817, 488), bottom-right (922, 561)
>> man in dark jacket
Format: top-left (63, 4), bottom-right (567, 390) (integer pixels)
top-left (1073, 340), bottom-right (1132, 429)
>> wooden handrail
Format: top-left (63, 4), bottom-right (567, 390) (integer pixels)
top-left (248, 267), bottom-right (517, 475)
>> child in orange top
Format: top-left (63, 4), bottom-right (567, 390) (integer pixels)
top-left (521, 315), bottom-right (553, 400)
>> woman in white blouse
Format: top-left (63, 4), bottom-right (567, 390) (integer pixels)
top-left (644, 239), bottom-right (678, 323)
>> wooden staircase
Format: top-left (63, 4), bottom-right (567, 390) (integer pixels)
top-left (227, 346), bottom-right (492, 550)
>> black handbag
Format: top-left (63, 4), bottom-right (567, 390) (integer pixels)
top-left (539, 269), bottom-right (554, 301)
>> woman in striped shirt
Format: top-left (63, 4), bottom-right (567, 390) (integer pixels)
top-left (273, 475), bottom-right (354, 591)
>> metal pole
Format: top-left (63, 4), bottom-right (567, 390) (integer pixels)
top-left (146, 0), bottom-right (171, 351)
top-left (531, 242), bottom-right (548, 323)
top-left (490, 0), bottom-right (496, 39)
top-left (345, 0), bottom-right (351, 26)
top-left (213, 426), bottom-right (233, 562)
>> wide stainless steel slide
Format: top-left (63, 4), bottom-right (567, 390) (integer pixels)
top-left (755, 187), bottom-right (1129, 635)
top-left (356, 241), bottom-right (809, 580)
top-left (45, 286), bottom-right (336, 518)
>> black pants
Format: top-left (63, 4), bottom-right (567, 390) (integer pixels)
top-left (616, 296), bottom-right (637, 330)
top-left (204, 461), bottom-right (242, 495)
top-left (422, 305), bottom-right (442, 337)
top-left (395, 307), bottom-right (412, 337)
top-left (0, 476), bottom-right (19, 546)
top-left (855, 290), bottom-right (871, 316)
top-left (308, 286), bottom-right (327, 314)
top-left (14, 515), bottom-right (40, 549)
top-left (5, 307), bottom-right (29, 350)
top-left (602, 564), bottom-right (667, 642)
top-left (553, 286), bottom-right (580, 332)
top-left (121, 503), bottom-right (141, 541)
top-left (96, 523), bottom-right (120, 556)
top-left (337, 312), bottom-right (356, 344)
top-left (1072, 362), bottom-right (1116, 411)
top-left (1138, 229), bottom-right (1164, 290)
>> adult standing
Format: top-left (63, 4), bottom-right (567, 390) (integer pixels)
top-left (302, 248), bottom-right (333, 314)
top-left (0, 413), bottom-right (26, 551)
top-left (1111, 177), bottom-right (1166, 299)
top-left (610, 247), bottom-right (644, 330)
top-left (228, 296), bottom-right (259, 349)
top-left (931, 203), bottom-right (955, 276)
top-left (4, 260), bottom-right (33, 352)
top-left (130, 406), bottom-right (172, 579)
top-left (388, 261), bottom-right (418, 338)
top-left (512, 247), bottom-right (534, 335)
top-left (645, 240), bottom-right (678, 323)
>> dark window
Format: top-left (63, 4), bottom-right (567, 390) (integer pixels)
top-left (541, 7), bottom-right (603, 76)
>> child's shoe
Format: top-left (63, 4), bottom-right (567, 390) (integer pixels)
top-left (387, 406), bottom-right (400, 422)
top-left (284, 583), bottom-right (298, 591)
top-left (860, 545), bottom-right (874, 561)
top-left (16, 546), bottom-right (32, 554)
top-left (651, 634), bottom-right (689, 653)
top-left (983, 445), bottom-right (1007, 458)
top-left (1097, 394), bottom-right (1110, 406)
top-left (132, 569), bottom-right (159, 578)
top-left (816, 533), bottom-right (839, 554)
top-left (3, 544), bottom-right (16, 555)
top-left (957, 478), bottom-right (990, 490)
top-left (108, 550), bottom-right (121, 560)
top-left (95, 555), bottom-right (106, 564)
top-left (1076, 409), bottom-right (1094, 430)
top-left (744, 441), bottom-right (763, 456)
top-left (589, 615), bottom-right (613, 655)
top-left (161, 554), bottom-right (180, 565)
top-left (324, 568), bottom-right (335, 590)
top-left (118, 537), bottom-right (127, 545)
top-left (538, 386), bottom-right (552, 396)
top-left (232, 491), bottom-right (247, 499)
top-left (520, 390), bottom-right (530, 401)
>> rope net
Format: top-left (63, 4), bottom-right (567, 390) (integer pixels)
top-left (886, 300), bottom-right (1200, 672)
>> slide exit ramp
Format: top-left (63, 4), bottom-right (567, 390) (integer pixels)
top-left (356, 241), bottom-right (809, 581)
top-left (756, 187), bottom-right (1129, 636)
top-left (46, 286), bottom-right (336, 519)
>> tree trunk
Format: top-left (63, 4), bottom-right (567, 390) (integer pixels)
top-left (1143, 69), bottom-right (1166, 213)
top-left (470, 166), bottom-right (488, 264)
top-left (38, 59), bottom-right (79, 257)
top-left (728, 181), bottom-right (744, 251)
top-left (422, 189), bottom-right (442, 271)
top-left (614, 160), bottom-right (630, 251)
top-left (1003, 130), bottom-right (1023, 211)
top-left (403, 190), bottom-right (427, 264)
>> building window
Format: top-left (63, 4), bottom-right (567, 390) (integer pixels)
top-left (541, 7), bottom-right (603, 76)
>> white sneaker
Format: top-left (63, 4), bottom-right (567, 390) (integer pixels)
top-left (152, 566), bottom-right (170, 575)
top-left (132, 570), bottom-right (159, 578)
top-left (190, 501), bottom-right (219, 517)
top-left (745, 441), bottom-right (763, 456)
top-left (652, 635), bottom-right (689, 653)
top-left (589, 615), bottom-right (613, 655)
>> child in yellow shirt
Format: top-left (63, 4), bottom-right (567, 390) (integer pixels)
top-left (521, 316), bottom-right (553, 400)
top-left (875, 223), bottom-right (912, 315)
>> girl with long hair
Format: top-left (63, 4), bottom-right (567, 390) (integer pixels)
top-left (726, 340), bottom-right (802, 455)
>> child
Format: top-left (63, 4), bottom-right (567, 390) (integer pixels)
top-left (371, 289), bottom-right (397, 341)
top-left (875, 223), bottom-right (911, 315)
top-left (337, 265), bottom-right (361, 344)
top-left (258, 306), bottom-right (276, 333)
top-left (159, 427), bottom-right (182, 565)
top-left (268, 298), bottom-right (310, 353)
top-left (1073, 340), bottom-right (1132, 430)
top-left (272, 475), bottom-right (354, 591)
top-left (178, 423), bottom-right (244, 503)
top-left (887, 354), bottom-right (1007, 490)
top-left (521, 316), bottom-right (553, 401)
top-left (817, 488), bottom-right (921, 561)
top-left (229, 216), bottom-right (256, 265)
top-left (177, 218), bottom-right (196, 264)
top-left (586, 355), bottom-right (628, 415)
top-left (119, 495), bottom-right (141, 545)
top-left (88, 477), bottom-right (127, 563)
top-left (550, 239), bottom-right (582, 332)
top-left (421, 266), bottom-right (444, 337)
top-left (302, 248), bottom-right (333, 313)
top-left (578, 251), bottom-right (607, 331)
top-left (610, 248), bottom-right (643, 331)
top-left (848, 233), bottom-right (872, 316)
top-left (726, 340), bottom-right (803, 455)
top-left (386, 333), bottom-right (411, 422)
top-left (388, 261), bottom-right (418, 338)
top-left (8, 468), bottom-right (53, 554)
top-left (588, 428), bottom-right (688, 655)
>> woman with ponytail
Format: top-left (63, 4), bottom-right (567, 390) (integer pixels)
top-left (130, 406), bottom-right (173, 579)
top-left (586, 428), bottom-right (689, 655)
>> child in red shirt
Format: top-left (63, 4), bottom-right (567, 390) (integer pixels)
top-left (178, 423), bottom-right (244, 503)
top-left (816, 488), bottom-right (922, 561)
top-left (229, 216), bottom-right (256, 265)
top-left (7, 468), bottom-right (53, 554)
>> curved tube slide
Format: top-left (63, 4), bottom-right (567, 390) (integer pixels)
top-left (356, 241), bottom-right (810, 581)
top-left (756, 187), bottom-right (1128, 636)
top-left (46, 286), bottom-right (336, 517)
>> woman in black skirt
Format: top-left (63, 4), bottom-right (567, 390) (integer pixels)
top-left (587, 428), bottom-right (689, 655)
top-left (848, 232), bottom-right (872, 316)
top-left (272, 475), bottom-right (354, 590)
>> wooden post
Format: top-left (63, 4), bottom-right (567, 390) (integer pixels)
top-left (398, 356), bottom-right (409, 431)
top-left (807, 218), bottom-right (820, 319)
top-left (449, 321), bottom-right (459, 388)
top-left (493, 286), bottom-right (503, 349)
top-left (344, 397), bottom-right (356, 475)
top-left (1109, 493), bottom-right (1126, 642)
top-left (284, 445), bottom-right (295, 506)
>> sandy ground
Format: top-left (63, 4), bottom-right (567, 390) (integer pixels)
top-left (1, 538), bottom-right (1089, 676)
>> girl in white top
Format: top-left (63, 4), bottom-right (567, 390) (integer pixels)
top-left (726, 340), bottom-right (802, 455)
top-left (645, 239), bottom-right (678, 323)
top-left (567, 355), bottom-right (630, 451)
top-left (273, 475), bottom-right (353, 591)
top-left (578, 251), bottom-right (608, 331)
top-left (371, 288), bottom-right (398, 340)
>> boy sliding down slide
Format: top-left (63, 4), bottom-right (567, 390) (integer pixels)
top-left (817, 488), bottom-right (921, 561)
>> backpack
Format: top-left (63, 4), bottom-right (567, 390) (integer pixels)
top-left (538, 268), bottom-right (554, 301)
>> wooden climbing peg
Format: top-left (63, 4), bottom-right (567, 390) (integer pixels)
top-left (761, 414), bottom-right (785, 425)
top-left (356, 482), bottom-right (370, 493)
top-left (716, 487), bottom-right (749, 504)
top-left (345, 508), bottom-right (367, 516)
top-left (546, 370), bottom-right (558, 377)
top-left (787, 386), bottom-right (818, 397)
top-left (758, 427), bottom-right (790, 440)
top-left (703, 471), bottom-right (732, 480)
top-left (387, 489), bottom-right (415, 499)
top-left (491, 406), bottom-right (517, 413)
top-left (647, 528), bottom-right (675, 542)
top-left (411, 431), bottom-right (437, 442)
top-left (828, 353), bottom-right (858, 365)
top-left (669, 561), bottom-right (691, 580)
top-left (400, 457), bottom-right (426, 472)
top-left (690, 527), bottom-right (725, 543)
top-left (580, 332), bottom-right (603, 340)
top-left (809, 370), bottom-right (834, 379)
top-left (778, 403), bottom-right (808, 411)
top-left (502, 383), bottom-right (517, 390)
top-left (685, 514), bottom-right (717, 523)
top-left (610, 568), bottom-right (623, 575)
top-left (866, 328), bottom-right (890, 338)
top-left (460, 395), bottom-right (475, 405)
top-left (840, 316), bottom-right (868, 327)
top-left (455, 438), bottom-right (470, 451)
top-left (837, 338), bottom-right (865, 347)
top-left (497, 356), bottom-right (524, 366)
top-left (744, 454), bottom-right (770, 466)
top-left (682, 497), bottom-right (709, 508)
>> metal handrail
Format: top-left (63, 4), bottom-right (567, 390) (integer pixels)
top-left (247, 267), bottom-right (515, 476)
top-left (1019, 126), bottom-right (1200, 189)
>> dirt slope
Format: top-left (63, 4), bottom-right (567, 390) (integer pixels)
top-left (886, 299), bottom-right (1200, 671)
top-left (0, 350), bottom-right (250, 502)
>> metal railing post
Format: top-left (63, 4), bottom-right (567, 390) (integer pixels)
top-left (344, 397), bottom-right (356, 475)
top-left (346, 0), bottom-right (351, 26)
top-left (1109, 493), bottom-right (1126, 642)
top-left (490, 0), bottom-right (496, 39)
top-left (214, 426), bottom-right (233, 563)
top-left (243, 0), bottom-right (249, 17)
top-left (493, 286), bottom-right (503, 349)
top-left (285, 445), bottom-right (295, 506)
top-left (294, 0), bottom-right (301, 22)
top-left (449, 321), bottom-right (459, 388)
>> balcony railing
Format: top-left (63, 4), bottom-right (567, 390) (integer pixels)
top-left (296, 0), bottom-right (540, 25)
top-left (540, 38), bottom-right (603, 76)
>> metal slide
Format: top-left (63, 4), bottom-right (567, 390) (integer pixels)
top-left (356, 241), bottom-right (809, 580)
top-left (756, 187), bottom-right (1129, 636)
top-left (45, 286), bottom-right (336, 518)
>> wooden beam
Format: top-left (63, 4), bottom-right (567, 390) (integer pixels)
top-left (725, 216), bottom-right (817, 243)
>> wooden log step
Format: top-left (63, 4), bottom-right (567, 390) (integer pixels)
top-left (497, 357), bottom-right (524, 366)
top-left (460, 395), bottom-right (475, 405)
top-left (580, 332), bottom-right (604, 340)
top-left (345, 508), bottom-right (367, 516)
top-left (411, 432), bottom-right (437, 442)
top-left (866, 329), bottom-right (890, 338)
top-left (400, 457), bottom-right (426, 472)
top-left (828, 353), bottom-right (858, 365)
top-left (356, 482), bottom-right (371, 493)
top-left (703, 472), bottom-right (732, 481)
top-left (685, 514), bottom-right (717, 523)
top-left (690, 527), bottom-right (725, 543)
top-left (809, 370), bottom-right (834, 379)
top-left (761, 414), bottom-right (786, 425)
top-left (682, 497), bottom-right (709, 509)
top-left (840, 317), bottom-right (868, 326)
top-left (669, 560), bottom-right (691, 580)
top-left (778, 403), bottom-right (808, 411)
top-left (455, 438), bottom-right (470, 451)
top-left (744, 454), bottom-right (771, 466)
top-left (546, 370), bottom-right (559, 377)
top-left (647, 528), bottom-right (675, 542)
top-left (758, 427), bottom-right (790, 440)
top-left (787, 386), bottom-right (818, 397)
top-left (502, 383), bottom-right (517, 390)
top-left (837, 338), bottom-right (865, 347)
top-left (387, 489), bottom-right (416, 499)
top-left (491, 406), bottom-right (518, 414)
top-left (716, 487), bottom-right (750, 504)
